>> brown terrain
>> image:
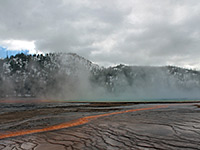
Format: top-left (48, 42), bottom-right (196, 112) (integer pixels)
top-left (0, 101), bottom-right (200, 150)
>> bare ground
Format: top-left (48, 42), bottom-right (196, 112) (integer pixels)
top-left (0, 102), bottom-right (200, 150)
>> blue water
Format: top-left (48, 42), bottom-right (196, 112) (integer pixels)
top-left (66, 98), bottom-right (200, 102)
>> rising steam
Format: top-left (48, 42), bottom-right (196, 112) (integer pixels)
top-left (0, 53), bottom-right (200, 102)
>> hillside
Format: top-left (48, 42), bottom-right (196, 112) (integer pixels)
top-left (0, 53), bottom-right (200, 100)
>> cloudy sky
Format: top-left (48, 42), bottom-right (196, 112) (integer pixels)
top-left (0, 0), bottom-right (200, 69)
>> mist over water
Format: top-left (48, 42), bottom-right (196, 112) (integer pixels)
top-left (51, 63), bottom-right (200, 102)
top-left (0, 53), bottom-right (200, 102)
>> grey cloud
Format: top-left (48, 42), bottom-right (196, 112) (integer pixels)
top-left (0, 0), bottom-right (200, 69)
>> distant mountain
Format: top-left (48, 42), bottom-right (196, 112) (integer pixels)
top-left (92, 65), bottom-right (200, 100)
top-left (0, 53), bottom-right (200, 100)
top-left (0, 53), bottom-right (99, 99)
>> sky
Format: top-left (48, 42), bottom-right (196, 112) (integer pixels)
top-left (0, 0), bottom-right (200, 69)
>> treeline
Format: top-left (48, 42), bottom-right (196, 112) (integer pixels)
top-left (1, 53), bottom-right (200, 100)
top-left (0, 53), bottom-right (85, 98)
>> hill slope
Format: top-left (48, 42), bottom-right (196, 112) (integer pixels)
top-left (0, 53), bottom-right (200, 100)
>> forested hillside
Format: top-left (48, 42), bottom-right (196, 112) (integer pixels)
top-left (0, 53), bottom-right (200, 100)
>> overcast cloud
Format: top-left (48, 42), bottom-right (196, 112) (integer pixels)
top-left (0, 0), bottom-right (200, 69)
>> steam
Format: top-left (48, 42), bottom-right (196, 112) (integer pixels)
top-left (1, 53), bottom-right (200, 102)
top-left (57, 65), bottom-right (200, 102)
top-left (48, 62), bottom-right (200, 101)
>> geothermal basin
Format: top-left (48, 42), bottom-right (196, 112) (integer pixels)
top-left (0, 99), bottom-right (200, 150)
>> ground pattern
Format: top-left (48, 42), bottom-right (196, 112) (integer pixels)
top-left (0, 103), bottom-right (200, 150)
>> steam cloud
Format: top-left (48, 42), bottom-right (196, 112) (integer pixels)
top-left (0, 53), bottom-right (200, 102)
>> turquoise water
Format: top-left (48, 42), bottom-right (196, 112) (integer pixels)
top-left (66, 98), bottom-right (200, 102)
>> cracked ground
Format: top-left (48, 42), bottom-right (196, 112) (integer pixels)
top-left (0, 102), bottom-right (200, 150)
